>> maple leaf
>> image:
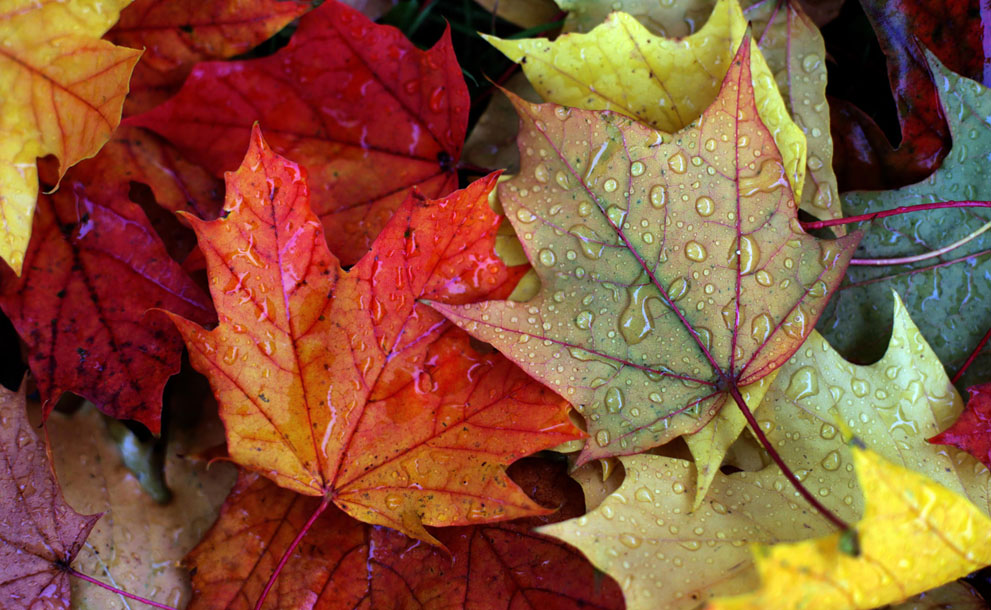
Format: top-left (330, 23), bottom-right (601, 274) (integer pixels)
top-left (551, 0), bottom-right (842, 224)
top-left (0, 142), bottom-right (216, 433)
top-left (46, 402), bottom-right (235, 608)
top-left (431, 38), bottom-right (859, 464)
top-left (169, 126), bottom-right (580, 542)
top-left (819, 54), bottom-right (991, 389)
top-left (183, 458), bottom-right (624, 609)
top-left (0, 0), bottom-right (141, 275)
top-left (107, 0), bottom-right (309, 115)
top-left (0, 383), bottom-right (101, 609)
top-left (539, 294), bottom-right (991, 609)
top-left (485, 0), bottom-right (809, 206)
top-left (930, 383), bottom-right (991, 470)
top-left (707, 447), bottom-right (991, 610)
top-left (128, 0), bottom-right (468, 265)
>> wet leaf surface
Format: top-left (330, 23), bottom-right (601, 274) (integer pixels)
top-left (931, 383), bottom-right (991, 471)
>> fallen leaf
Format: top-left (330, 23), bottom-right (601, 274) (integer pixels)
top-left (487, 0), bottom-right (808, 201)
top-left (169, 127), bottom-right (580, 542)
top-left (0, 383), bottom-right (100, 609)
top-left (539, 293), bottom-right (991, 610)
top-left (184, 458), bottom-right (624, 609)
top-left (107, 0), bottom-right (309, 115)
top-left (707, 448), bottom-right (991, 610)
top-left (818, 54), bottom-right (991, 390)
top-left (431, 39), bottom-right (858, 464)
top-left (46, 403), bottom-right (236, 610)
top-left (0, 146), bottom-right (216, 433)
top-left (463, 72), bottom-right (540, 175)
top-left (129, 0), bottom-right (468, 265)
top-left (0, 0), bottom-right (141, 274)
top-left (930, 383), bottom-right (991, 471)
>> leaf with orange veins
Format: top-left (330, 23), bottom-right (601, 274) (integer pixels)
top-left (0, 0), bottom-right (141, 274)
top-left (431, 39), bottom-right (860, 465)
top-left (170, 126), bottom-right (581, 543)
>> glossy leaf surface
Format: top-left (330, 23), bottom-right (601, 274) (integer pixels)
top-left (0, 384), bottom-right (100, 609)
top-left (0, 0), bottom-right (141, 274)
top-left (0, 148), bottom-right (215, 433)
top-left (171, 127), bottom-right (580, 542)
top-left (184, 459), bottom-right (624, 609)
top-left (433, 40), bottom-right (859, 463)
top-left (486, 0), bottom-right (808, 202)
top-left (540, 295), bottom-right (991, 610)
top-left (930, 383), bottom-right (991, 471)
top-left (708, 448), bottom-right (991, 610)
top-left (129, 0), bottom-right (467, 265)
top-left (819, 55), bottom-right (991, 389)
top-left (108, 0), bottom-right (308, 115)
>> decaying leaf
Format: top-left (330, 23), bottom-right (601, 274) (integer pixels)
top-left (707, 448), bottom-right (991, 610)
top-left (485, 0), bottom-right (808, 201)
top-left (0, 384), bottom-right (100, 609)
top-left (169, 127), bottom-right (580, 543)
top-left (931, 383), bottom-right (991, 471)
top-left (432, 39), bottom-right (858, 464)
top-left (0, 0), bottom-right (141, 274)
top-left (539, 294), bottom-right (991, 610)
top-left (129, 0), bottom-right (468, 265)
top-left (184, 458), bottom-right (624, 609)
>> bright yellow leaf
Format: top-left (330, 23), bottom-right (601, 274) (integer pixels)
top-left (484, 0), bottom-right (807, 200)
top-left (0, 0), bottom-right (140, 274)
top-left (708, 447), bottom-right (991, 610)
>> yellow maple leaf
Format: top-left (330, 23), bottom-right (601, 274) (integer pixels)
top-left (484, 0), bottom-right (807, 200)
top-left (0, 0), bottom-right (140, 274)
top-left (708, 447), bottom-right (991, 610)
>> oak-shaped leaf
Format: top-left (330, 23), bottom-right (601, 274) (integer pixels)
top-left (107, 0), bottom-right (309, 115)
top-left (0, 384), bottom-right (101, 609)
top-left (0, 145), bottom-right (216, 434)
top-left (931, 383), bottom-right (991, 470)
top-left (183, 458), bottom-right (624, 609)
top-left (708, 448), bottom-right (991, 610)
top-left (129, 0), bottom-right (467, 265)
top-left (431, 38), bottom-right (859, 464)
top-left (170, 127), bottom-right (580, 543)
top-left (540, 294), bottom-right (991, 609)
top-left (0, 0), bottom-right (141, 274)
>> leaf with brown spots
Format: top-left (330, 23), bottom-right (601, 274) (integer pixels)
top-left (430, 39), bottom-right (859, 465)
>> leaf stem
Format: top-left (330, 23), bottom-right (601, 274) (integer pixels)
top-left (953, 325), bottom-right (991, 384)
top-left (725, 383), bottom-right (852, 532)
top-left (800, 201), bottom-right (991, 230)
top-left (67, 567), bottom-right (177, 610)
top-left (254, 494), bottom-right (332, 610)
top-left (850, 219), bottom-right (991, 266)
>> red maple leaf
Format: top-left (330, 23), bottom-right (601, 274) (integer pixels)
top-left (930, 383), bottom-right (991, 470)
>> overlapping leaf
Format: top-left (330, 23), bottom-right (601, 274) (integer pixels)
top-left (129, 0), bottom-right (468, 265)
top-left (432, 40), bottom-right (859, 464)
top-left (485, 0), bottom-right (808, 203)
top-left (708, 448), bottom-right (991, 610)
top-left (819, 55), bottom-right (991, 389)
top-left (107, 0), bottom-right (308, 115)
top-left (184, 459), bottom-right (624, 609)
top-left (0, 147), bottom-right (215, 433)
top-left (170, 127), bottom-right (580, 543)
top-left (931, 383), bottom-right (991, 470)
top-left (0, 0), bottom-right (141, 274)
top-left (0, 384), bottom-right (101, 609)
top-left (539, 294), bottom-right (991, 609)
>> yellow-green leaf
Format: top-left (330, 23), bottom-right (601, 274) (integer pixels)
top-left (708, 448), bottom-right (991, 610)
top-left (0, 0), bottom-right (140, 274)
top-left (484, 0), bottom-right (807, 200)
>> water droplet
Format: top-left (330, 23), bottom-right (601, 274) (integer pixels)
top-left (737, 236), bottom-right (759, 274)
top-left (516, 208), bottom-right (537, 223)
top-left (604, 178), bottom-right (619, 192)
top-left (385, 494), bottom-right (403, 510)
top-left (784, 366), bottom-right (819, 401)
top-left (720, 303), bottom-right (736, 331)
top-left (684, 241), bottom-right (707, 262)
top-left (222, 346), bottom-right (239, 365)
top-left (606, 205), bottom-right (627, 226)
top-left (667, 277), bottom-right (689, 301)
top-left (577, 201), bottom-right (594, 217)
top-left (538, 248), bottom-right (556, 267)
top-left (570, 225), bottom-right (605, 259)
top-left (820, 423), bottom-right (837, 439)
top-left (620, 533), bottom-right (643, 549)
top-left (631, 161), bottom-right (645, 176)
top-left (740, 160), bottom-right (788, 196)
top-left (782, 307), bottom-right (808, 339)
top-left (534, 164), bottom-right (549, 183)
top-left (650, 185), bottom-right (667, 208)
top-left (851, 378), bottom-right (869, 398)
top-left (672, 481), bottom-right (686, 494)
top-left (595, 429), bottom-right (612, 447)
top-left (751, 313), bottom-right (772, 344)
top-left (704, 138), bottom-right (717, 152)
top-left (680, 540), bottom-right (701, 551)
top-left (802, 53), bottom-right (821, 73)
top-left (575, 310), bottom-right (594, 330)
top-left (635, 487), bottom-right (654, 503)
top-left (820, 450), bottom-right (841, 471)
top-left (555, 170), bottom-right (572, 190)
top-left (808, 280), bottom-right (828, 298)
top-left (668, 152), bottom-right (687, 174)
top-left (620, 285), bottom-right (659, 345)
top-left (755, 270), bottom-right (773, 286)
top-left (605, 387), bottom-right (625, 413)
top-left (695, 196), bottom-right (715, 217)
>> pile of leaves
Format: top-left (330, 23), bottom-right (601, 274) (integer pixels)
top-left (2, 0), bottom-right (991, 608)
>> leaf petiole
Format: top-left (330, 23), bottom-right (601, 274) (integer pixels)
top-left (800, 200), bottom-right (991, 230)
top-left (67, 566), bottom-right (178, 610)
top-left (850, 219), bottom-right (991, 266)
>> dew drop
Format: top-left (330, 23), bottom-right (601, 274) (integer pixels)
top-left (575, 310), bottom-right (594, 330)
top-left (750, 313), bottom-right (772, 344)
top-left (851, 378), bottom-right (869, 398)
top-left (740, 160), bottom-right (788, 196)
top-left (516, 208), bottom-right (537, 223)
top-left (784, 366), bottom-right (819, 401)
top-left (555, 170), bottom-right (572, 190)
top-left (782, 307), bottom-right (808, 339)
top-left (635, 487), bottom-right (654, 503)
top-left (620, 533), bottom-right (643, 549)
top-left (684, 241), bottom-right (707, 262)
top-left (695, 196), bottom-right (715, 217)
top-left (668, 152), bottom-right (687, 174)
top-left (538, 248), bottom-right (556, 267)
top-left (534, 164), bottom-right (550, 183)
top-left (704, 138), bottom-right (717, 152)
top-left (604, 178), bottom-right (619, 192)
top-left (631, 161), bottom-right (646, 176)
top-left (570, 225), bottom-right (605, 259)
top-left (605, 387), bottom-right (625, 413)
top-left (802, 53), bottom-right (821, 73)
top-left (385, 494), bottom-right (403, 510)
top-left (595, 429), bottom-right (612, 447)
top-left (667, 277), bottom-right (689, 301)
top-left (619, 285), bottom-right (659, 345)
top-left (737, 236), bottom-right (759, 274)
top-left (820, 450), bottom-right (841, 471)
top-left (578, 201), bottom-right (594, 217)
top-left (650, 185), bottom-right (667, 208)
top-left (755, 270), bottom-right (773, 286)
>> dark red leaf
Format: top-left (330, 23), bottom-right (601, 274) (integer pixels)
top-left (930, 383), bottom-right (991, 470)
